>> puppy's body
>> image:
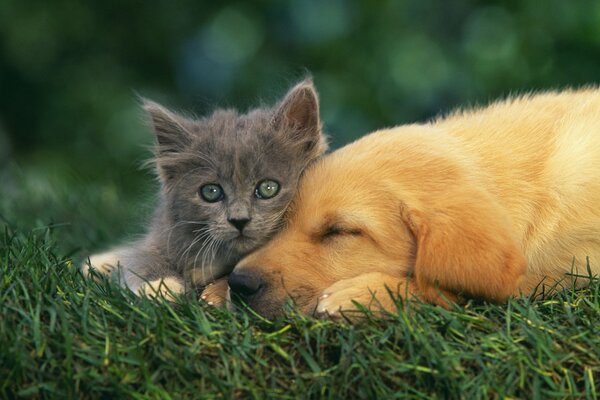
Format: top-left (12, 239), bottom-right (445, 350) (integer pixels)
top-left (436, 89), bottom-right (600, 290)
top-left (230, 88), bottom-right (600, 317)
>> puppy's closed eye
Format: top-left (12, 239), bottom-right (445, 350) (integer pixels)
top-left (321, 225), bottom-right (362, 241)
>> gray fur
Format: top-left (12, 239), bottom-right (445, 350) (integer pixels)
top-left (86, 80), bottom-right (327, 293)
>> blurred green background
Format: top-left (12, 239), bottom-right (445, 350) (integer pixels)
top-left (2, 0), bottom-right (600, 254)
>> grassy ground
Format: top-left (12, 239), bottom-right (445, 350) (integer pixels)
top-left (2, 163), bottom-right (600, 399)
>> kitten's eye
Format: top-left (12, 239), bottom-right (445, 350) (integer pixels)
top-left (199, 184), bottom-right (224, 203)
top-left (255, 179), bottom-right (280, 199)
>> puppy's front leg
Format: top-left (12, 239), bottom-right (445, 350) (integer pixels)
top-left (316, 272), bottom-right (426, 318)
top-left (200, 276), bottom-right (230, 308)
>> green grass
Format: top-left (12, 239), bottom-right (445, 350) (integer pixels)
top-left (2, 162), bottom-right (600, 399)
top-left (2, 225), bottom-right (599, 399)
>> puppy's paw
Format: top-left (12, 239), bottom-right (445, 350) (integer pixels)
top-left (82, 252), bottom-right (121, 278)
top-left (138, 277), bottom-right (185, 302)
top-left (200, 276), bottom-right (230, 308)
top-left (316, 272), bottom-right (412, 319)
top-left (316, 279), bottom-right (382, 318)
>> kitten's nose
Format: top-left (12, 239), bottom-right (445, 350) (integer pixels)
top-left (228, 218), bottom-right (250, 232)
top-left (229, 271), bottom-right (263, 302)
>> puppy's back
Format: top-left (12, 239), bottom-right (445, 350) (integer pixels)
top-left (437, 88), bottom-right (600, 287)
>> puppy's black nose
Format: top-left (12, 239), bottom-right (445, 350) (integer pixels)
top-left (228, 271), bottom-right (263, 301)
top-left (228, 218), bottom-right (250, 232)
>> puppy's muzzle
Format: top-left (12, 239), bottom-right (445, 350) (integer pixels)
top-left (228, 270), bottom-right (264, 304)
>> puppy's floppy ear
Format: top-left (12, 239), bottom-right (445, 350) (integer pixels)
top-left (401, 188), bottom-right (526, 305)
top-left (142, 99), bottom-right (193, 181)
top-left (272, 79), bottom-right (328, 158)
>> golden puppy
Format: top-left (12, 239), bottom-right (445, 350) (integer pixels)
top-left (224, 88), bottom-right (600, 318)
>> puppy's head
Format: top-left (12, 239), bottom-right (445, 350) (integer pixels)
top-left (228, 147), bottom-right (416, 318)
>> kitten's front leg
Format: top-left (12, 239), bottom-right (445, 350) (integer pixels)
top-left (83, 246), bottom-right (139, 281)
top-left (83, 250), bottom-right (121, 277)
top-left (200, 276), bottom-right (230, 308)
top-left (83, 244), bottom-right (186, 301)
top-left (137, 276), bottom-right (185, 301)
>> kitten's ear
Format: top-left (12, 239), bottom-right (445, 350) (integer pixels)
top-left (143, 99), bottom-right (192, 156)
top-left (272, 79), bottom-right (328, 157)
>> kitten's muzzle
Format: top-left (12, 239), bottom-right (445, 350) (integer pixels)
top-left (228, 217), bottom-right (250, 233)
top-left (228, 270), bottom-right (264, 303)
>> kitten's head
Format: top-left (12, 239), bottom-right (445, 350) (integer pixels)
top-left (144, 80), bottom-right (327, 259)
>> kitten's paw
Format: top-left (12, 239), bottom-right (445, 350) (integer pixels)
top-left (82, 252), bottom-right (121, 278)
top-left (200, 276), bottom-right (230, 308)
top-left (138, 277), bottom-right (185, 302)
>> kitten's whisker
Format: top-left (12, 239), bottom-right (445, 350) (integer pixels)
top-left (178, 228), bottom-right (211, 266)
top-left (205, 234), bottom-right (224, 280)
top-left (209, 239), bottom-right (224, 281)
top-left (161, 219), bottom-right (208, 236)
top-left (163, 219), bottom-right (209, 258)
top-left (195, 228), bottom-right (216, 267)
top-left (181, 230), bottom-right (212, 264)
top-left (178, 228), bottom-right (207, 259)
top-left (195, 234), bottom-right (218, 285)
top-left (210, 238), bottom-right (225, 281)
top-left (178, 240), bottom-right (198, 266)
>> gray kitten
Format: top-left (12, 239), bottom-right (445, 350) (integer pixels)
top-left (83, 80), bottom-right (327, 300)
